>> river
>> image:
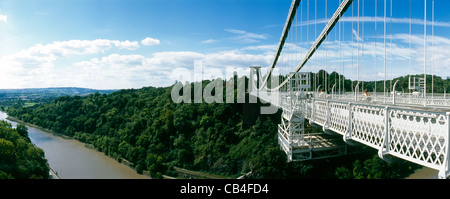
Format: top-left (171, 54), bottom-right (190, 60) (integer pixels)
top-left (405, 168), bottom-right (439, 179)
top-left (0, 112), bottom-right (149, 179)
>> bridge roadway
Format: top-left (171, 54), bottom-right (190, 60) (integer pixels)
top-left (252, 91), bottom-right (450, 179)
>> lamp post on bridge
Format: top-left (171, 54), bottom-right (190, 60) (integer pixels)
top-left (392, 80), bottom-right (400, 105)
top-left (444, 86), bottom-right (446, 99)
top-left (249, 66), bottom-right (262, 92)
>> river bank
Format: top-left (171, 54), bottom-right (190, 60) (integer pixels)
top-left (405, 167), bottom-right (439, 179)
top-left (6, 114), bottom-right (73, 140)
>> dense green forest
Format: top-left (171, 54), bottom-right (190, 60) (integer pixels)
top-left (0, 122), bottom-right (50, 179)
top-left (6, 77), bottom-right (421, 179)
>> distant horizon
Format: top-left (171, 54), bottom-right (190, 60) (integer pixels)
top-left (0, 86), bottom-right (119, 91)
top-left (1, 72), bottom-right (448, 91)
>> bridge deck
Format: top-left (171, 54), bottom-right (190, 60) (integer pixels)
top-left (255, 91), bottom-right (450, 112)
top-left (252, 91), bottom-right (450, 178)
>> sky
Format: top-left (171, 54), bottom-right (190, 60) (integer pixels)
top-left (0, 0), bottom-right (450, 89)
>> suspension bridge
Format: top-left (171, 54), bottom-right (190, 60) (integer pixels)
top-left (249, 0), bottom-right (450, 179)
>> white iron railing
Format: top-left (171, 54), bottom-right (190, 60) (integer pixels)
top-left (252, 91), bottom-right (450, 178)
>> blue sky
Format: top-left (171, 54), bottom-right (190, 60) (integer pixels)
top-left (0, 0), bottom-right (449, 89)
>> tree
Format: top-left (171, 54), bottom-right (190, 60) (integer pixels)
top-left (146, 153), bottom-right (165, 179)
top-left (0, 139), bottom-right (17, 164)
top-left (0, 122), bottom-right (49, 179)
top-left (16, 124), bottom-right (30, 142)
top-left (335, 167), bottom-right (353, 179)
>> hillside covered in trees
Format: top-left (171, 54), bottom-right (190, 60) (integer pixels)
top-left (6, 77), bottom-right (420, 179)
top-left (297, 71), bottom-right (450, 94)
top-left (0, 122), bottom-right (50, 179)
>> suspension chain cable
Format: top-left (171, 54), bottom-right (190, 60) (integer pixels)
top-left (357, 0), bottom-right (360, 91)
top-left (384, 0), bottom-right (387, 98)
top-left (375, 0), bottom-right (377, 96)
top-left (424, 0), bottom-right (427, 99)
top-left (339, 0), bottom-right (342, 96)
top-left (432, 0), bottom-right (434, 98)
top-left (325, 0), bottom-right (328, 93)
top-left (409, 0), bottom-right (412, 97)
top-left (390, 0), bottom-right (393, 94)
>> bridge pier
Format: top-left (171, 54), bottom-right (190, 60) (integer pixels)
top-left (249, 66), bottom-right (263, 104)
top-left (438, 170), bottom-right (449, 179)
top-left (249, 66), bottom-right (262, 92)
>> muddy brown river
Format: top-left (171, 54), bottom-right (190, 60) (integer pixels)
top-left (0, 112), bottom-right (149, 179)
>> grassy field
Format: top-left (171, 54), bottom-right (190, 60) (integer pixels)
top-left (23, 102), bottom-right (37, 107)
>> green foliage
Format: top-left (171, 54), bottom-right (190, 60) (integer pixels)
top-left (16, 124), bottom-right (30, 141)
top-left (8, 82), bottom-right (294, 178)
top-left (301, 71), bottom-right (450, 94)
top-left (7, 79), bottom-right (421, 179)
top-left (333, 154), bottom-right (421, 179)
top-left (0, 121), bottom-right (49, 179)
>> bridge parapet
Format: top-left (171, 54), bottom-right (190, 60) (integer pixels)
top-left (307, 97), bottom-right (450, 179)
top-left (255, 89), bottom-right (450, 178)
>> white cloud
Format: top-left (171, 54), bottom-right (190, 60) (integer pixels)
top-left (26, 39), bottom-right (139, 56)
top-left (72, 52), bottom-right (199, 88)
top-left (0, 39), bottom-right (141, 88)
top-left (2, 31), bottom-right (450, 89)
top-left (69, 47), bottom-right (273, 89)
top-left (225, 29), bottom-right (267, 43)
top-left (141, 37), bottom-right (160, 46)
top-left (68, 32), bottom-right (447, 88)
top-left (0, 39), bottom-right (140, 70)
top-left (201, 39), bottom-right (217, 44)
top-left (352, 29), bottom-right (363, 42)
top-left (243, 44), bottom-right (277, 52)
top-left (0, 14), bottom-right (6, 23)
top-left (114, 40), bottom-right (139, 50)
